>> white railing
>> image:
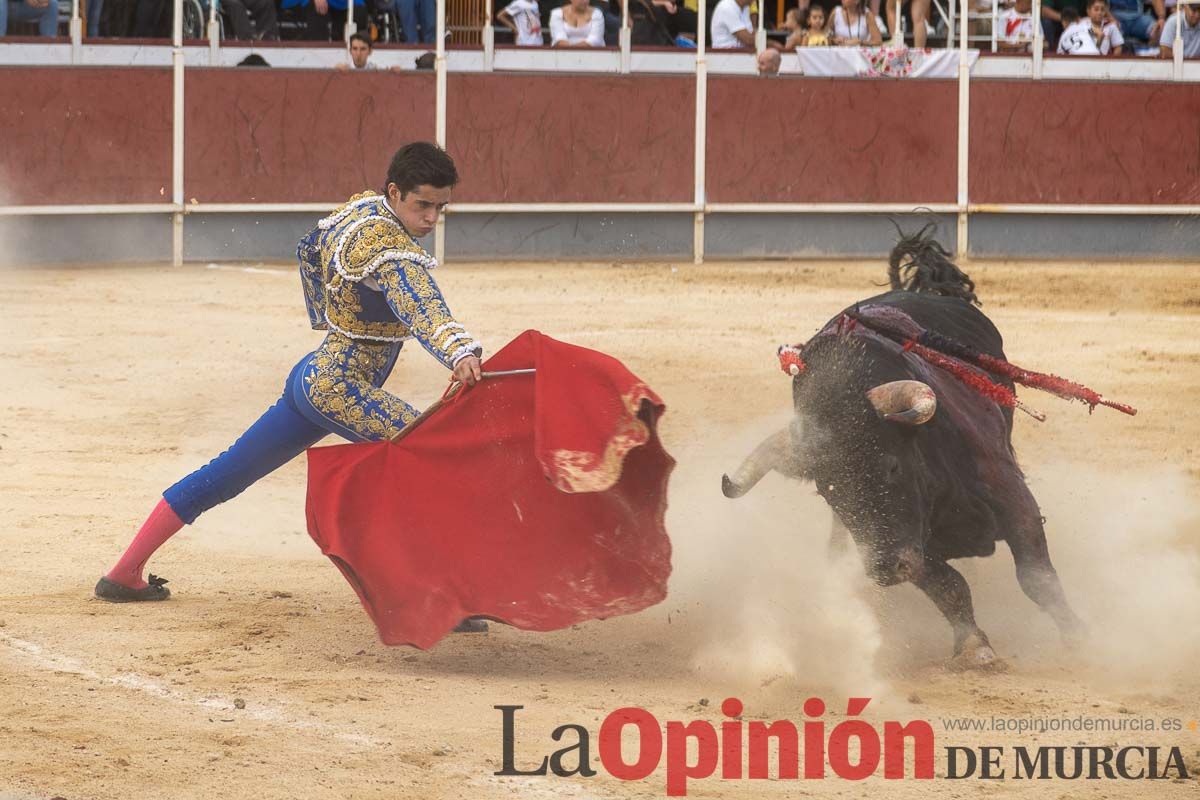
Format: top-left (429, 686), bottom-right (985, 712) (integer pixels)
top-left (18, 0), bottom-right (1200, 266)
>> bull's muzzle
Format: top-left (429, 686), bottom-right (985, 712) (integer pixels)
top-left (868, 546), bottom-right (926, 586)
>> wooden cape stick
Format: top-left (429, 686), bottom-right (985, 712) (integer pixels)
top-left (389, 369), bottom-right (536, 444)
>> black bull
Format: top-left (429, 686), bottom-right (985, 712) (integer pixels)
top-left (721, 289), bottom-right (1085, 668)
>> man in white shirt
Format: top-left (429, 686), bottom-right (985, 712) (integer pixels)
top-left (711, 0), bottom-right (754, 48)
top-left (1160, 2), bottom-right (1200, 58)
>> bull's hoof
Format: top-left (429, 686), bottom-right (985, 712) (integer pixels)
top-left (721, 474), bottom-right (743, 499)
top-left (1058, 616), bottom-right (1088, 647)
top-left (948, 634), bottom-right (1008, 673)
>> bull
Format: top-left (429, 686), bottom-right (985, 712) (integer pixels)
top-left (722, 228), bottom-right (1086, 668)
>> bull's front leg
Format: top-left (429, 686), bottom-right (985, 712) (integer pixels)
top-left (913, 558), bottom-right (1002, 670)
top-left (1005, 516), bottom-right (1086, 643)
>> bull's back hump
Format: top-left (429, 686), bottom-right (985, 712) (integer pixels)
top-left (848, 290), bottom-right (1005, 360)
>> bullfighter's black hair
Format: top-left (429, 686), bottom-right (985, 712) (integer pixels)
top-left (887, 222), bottom-right (980, 306)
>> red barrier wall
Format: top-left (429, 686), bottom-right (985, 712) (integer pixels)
top-left (969, 80), bottom-right (1200, 205)
top-left (6, 67), bottom-right (1200, 209)
top-left (183, 70), bottom-right (436, 203)
top-left (445, 73), bottom-right (695, 203)
top-left (705, 77), bottom-right (958, 204)
top-left (0, 67), bottom-right (172, 205)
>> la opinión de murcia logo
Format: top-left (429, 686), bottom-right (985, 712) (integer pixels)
top-left (495, 698), bottom-right (1192, 796)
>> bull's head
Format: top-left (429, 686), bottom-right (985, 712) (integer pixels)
top-left (721, 380), bottom-right (937, 585)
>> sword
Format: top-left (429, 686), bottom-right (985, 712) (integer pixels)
top-left (389, 368), bottom-right (536, 443)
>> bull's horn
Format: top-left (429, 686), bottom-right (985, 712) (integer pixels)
top-left (722, 427), bottom-right (792, 499)
top-left (866, 380), bottom-right (937, 425)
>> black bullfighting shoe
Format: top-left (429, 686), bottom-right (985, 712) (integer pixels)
top-left (94, 574), bottom-right (171, 603)
top-left (452, 616), bottom-right (489, 633)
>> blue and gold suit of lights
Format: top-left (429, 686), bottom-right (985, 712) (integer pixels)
top-left (163, 191), bottom-right (482, 524)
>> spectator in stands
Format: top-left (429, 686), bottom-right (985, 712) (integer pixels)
top-left (756, 46), bottom-right (781, 73)
top-left (498, 0), bottom-right (543, 44)
top-left (1160, 0), bottom-right (1200, 56)
top-left (800, 4), bottom-right (829, 45)
top-left (781, 2), bottom-right (803, 37)
top-left (1000, 0), bottom-right (1037, 51)
top-left (886, 0), bottom-right (930, 46)
top-left (583, 0), bottom-right (620, 44)
top-left (621, 0), bottom-right (697, 44)
top-left (223, 0), bottom-right (279, 39)
top-left (1, 0), bottom-right (58, 36)
top-left (1058, 0), bottom-right (1124, 53)
top-left (549, 0), bottom-right (605, 46)
top-left (710, 0), bottom-right (752, 47)
top-left (1041, 0), bottom-right (1088, 49)
top-left (337, 31), bottom-right (377, 66)
top-left (831, 0), bottom-right (883, 45)
top-left (303, 0), bottom-right (367, 40)
top-left (397, 0), bottom-right (435, 42)
top-left (1108, 0), bottom-right (1164, 43)
top-left (87, 0), bottom-right (102, 37)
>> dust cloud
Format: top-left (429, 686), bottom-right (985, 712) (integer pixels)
top-left (660, 413), bottom-right (886, 699)
top-left (654, 409), bottom-right (1200, 699)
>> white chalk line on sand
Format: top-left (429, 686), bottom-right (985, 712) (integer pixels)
top-left (204, 263), bottom-right (290, 276)
top-left (0, 631), bottom-right (384, 748)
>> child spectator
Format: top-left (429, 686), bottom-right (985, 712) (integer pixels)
top-left (800, 5), bottom-right (830, 46)
top-left (1085, 0), bottom-right (1126, 54)
top-left (1000, 0), bottom-right (1037, 52)
top-left (780, 0), bottom-right (811, 41)
top-left (782, 4), bottom-right (825, 47)
top-left (498, 0), bottom-right (543, 45)
top-left (1057, 7), bottom-right (1099, 52)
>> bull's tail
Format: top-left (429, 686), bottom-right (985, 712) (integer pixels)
top-left (888, 222), bottom-right (979, 306)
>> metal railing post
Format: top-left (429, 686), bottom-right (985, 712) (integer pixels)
top-left (346, 0), bottom-right (357, 40)
top-left (620, 0), bottom-right (631, 72)
top-left (70, 0), bottom-right (82, 60)
top-left (1173, 3), bottom-right (1186, 81)
top-left (1032, 0), bottom-right (1043, 77)
top-left (956, 0), bottom-right (969, 259)
top-left (435, 0), bottom-right (448, 262)
top-left (172, 0), bottom-right (185, 266)
top-left (991, 0), bottom-right (998, 52)
top-left (483, 0), bottom-right (494, 70)
top-left (208, 0), bottom-right (220, 64)
top-left (693, 0), bottom-right (707, 264)
top-left (755, 0), bottom-right (766, 52)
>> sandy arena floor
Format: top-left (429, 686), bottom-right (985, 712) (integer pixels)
top-left (1, 258), bottom-right (1199, 799)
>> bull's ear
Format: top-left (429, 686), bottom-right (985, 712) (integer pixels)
top-left (866, 380), bottom-right (936, 425)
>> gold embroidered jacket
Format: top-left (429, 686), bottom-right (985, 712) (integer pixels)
top-left (297, 191), bottom-right (482, 369)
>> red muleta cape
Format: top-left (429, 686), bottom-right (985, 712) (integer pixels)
top-left (304, 330), bottom-right (674, 648)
